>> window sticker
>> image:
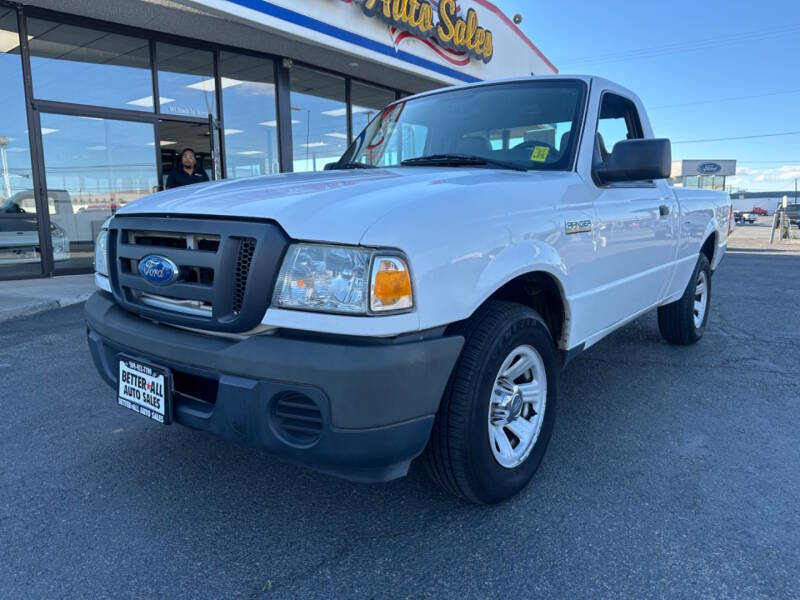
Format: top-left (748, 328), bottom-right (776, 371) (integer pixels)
top-left (531, 146), bottom-right (550, 162)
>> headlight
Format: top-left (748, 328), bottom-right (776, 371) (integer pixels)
top-left (94, 219), bottom-right (111, 277)
top-left (274, 244), bottom-right (370, 314)
top-left (272, 244), bottom-right (414, 315)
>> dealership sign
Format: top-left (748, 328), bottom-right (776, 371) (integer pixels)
top-left (183, 0), bottom-right (557, 83)
top-left (697, 162), bottom-right (722, 175)
top-left (355, 0), bottom-right (493, 63)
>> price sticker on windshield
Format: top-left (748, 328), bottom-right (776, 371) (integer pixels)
top-left (531, 146), bottom-right (550, 162)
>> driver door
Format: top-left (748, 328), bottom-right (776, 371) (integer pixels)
top-left (591, 93), bottom-right (676, 330)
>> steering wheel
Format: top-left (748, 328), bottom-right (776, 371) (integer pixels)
top-left (511, 140), bottom-right (559, 152)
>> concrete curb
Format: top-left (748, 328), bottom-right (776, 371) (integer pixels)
top-left (0, 274), bottom-right (95, 324)
top-left (0, 293), bottom-right (92, 324)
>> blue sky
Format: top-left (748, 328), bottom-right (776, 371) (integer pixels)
top-left (500, 0), bottom-right (800, 192)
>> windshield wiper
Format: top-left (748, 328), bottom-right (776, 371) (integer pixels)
top-left (401, 154), bottom-right (528, 172)
top-left (327, 161), bottom-right (378, 170)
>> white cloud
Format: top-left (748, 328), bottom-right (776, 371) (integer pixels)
top-left (736, 166), bottom-right (760, 176)
top-left (726, 164), bottom-right (800, 191)
top-left (777, 166), bottom-right (800, 180)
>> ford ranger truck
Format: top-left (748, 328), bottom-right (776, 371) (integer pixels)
top-left (86, 76), bottom-right (732, 504)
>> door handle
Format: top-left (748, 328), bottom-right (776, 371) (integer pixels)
top-left (659, 204), bottom-right (671, 217)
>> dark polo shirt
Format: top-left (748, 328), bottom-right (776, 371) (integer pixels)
top-left (166, 168), bottom-right (209, 189)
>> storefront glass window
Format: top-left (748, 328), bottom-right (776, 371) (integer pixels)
top-left (0, 10), bottom-right (41, 278)
top-left (290, 66), bottom-right (347, 172)
top-left (27, 18), bottom-right (152, 111)
top-left (40, 114), bottom-right (157, 272)
top-left (157, 43), bottom-right (217, 118)
top-left (684, 176), bottom-right (699, 188)
top-left (350, 81), bottom-right (396, 140)
top-left (219, 52), bottom-right (279, 178)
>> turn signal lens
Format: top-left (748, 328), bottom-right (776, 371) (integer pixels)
top-left (94, 218), bottom-right (112, 277)
top-left (370, 257), bottom-right (413, 312)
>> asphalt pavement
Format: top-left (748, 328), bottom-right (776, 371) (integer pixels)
top-left (1, 249), bottom-right (799, 599)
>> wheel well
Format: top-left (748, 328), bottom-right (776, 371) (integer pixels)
top-left (701, 233), bottom-right (716, 265)
top-left (486, 272), bottom-right (566, 348)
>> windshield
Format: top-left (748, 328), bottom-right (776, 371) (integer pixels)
top-left (337, 80), bottom-right (588, 172)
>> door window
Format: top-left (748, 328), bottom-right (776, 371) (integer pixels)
top-left (595, 93), bottom-right (643, 162)
top-left (157, 120), bottom-right (213, 190)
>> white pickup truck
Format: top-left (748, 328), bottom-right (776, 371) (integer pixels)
top-left (87, 76), bottom-right (732, 504)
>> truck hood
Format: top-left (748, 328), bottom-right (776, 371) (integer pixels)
top-left (117, 168), bottom-right (572, 244)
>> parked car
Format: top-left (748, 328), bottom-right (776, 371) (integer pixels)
top-left (0, 193), bottom-right (69, 263)
top-left (788, 204), bottom-right (800, 225)
top-left (751, 207), bottom-right (768, 216)
top-left (86, 76), bottom-right (732, 504)
top-left (773, 203), bottom-right (800, 228)
top-left (734, 211), bottom-right (755, 224)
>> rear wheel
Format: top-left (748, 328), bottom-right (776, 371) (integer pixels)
top-left (425, 301), bottom-right (558, 504)
top-left (657, 253), bottom-right (711, 345)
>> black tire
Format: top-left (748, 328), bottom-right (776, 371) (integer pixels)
top-left (424, 300), bottom-right (558, 504)
top-left (657, 253), bottom-right (711, 345)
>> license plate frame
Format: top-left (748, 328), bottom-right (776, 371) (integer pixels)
top-left (117, 355), bottom-right (173, 425)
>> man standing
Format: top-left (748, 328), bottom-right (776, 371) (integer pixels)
top-left (165, 148), bottom-right (210, 189)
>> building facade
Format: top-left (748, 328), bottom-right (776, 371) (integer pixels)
top-left (728, 191), bottom-right (799, 214)
top-left (669, 159), bottom-right (736, 192)
top-left (0, 0), bottom-right (556, 280)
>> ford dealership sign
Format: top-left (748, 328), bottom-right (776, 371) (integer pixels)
top-left (697, 162), bottom-right (722, 175)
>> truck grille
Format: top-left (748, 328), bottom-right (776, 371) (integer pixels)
top-left (107, 216), bottom-right (288, 333)
top-left (233, 238), bottom-right (256, 314)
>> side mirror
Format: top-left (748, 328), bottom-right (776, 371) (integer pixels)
top-left (323, 162), bottom-right (338, 171)
top-left (595, 138), bottom-right (671, 183)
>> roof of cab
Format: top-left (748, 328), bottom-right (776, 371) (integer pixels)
top-left (398, 75), bottom-right (638, 105)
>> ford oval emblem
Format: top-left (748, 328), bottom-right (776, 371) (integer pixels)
top-left (138, 255), bottom-right (179, 286)
top-left (697, 162), bottom-right (721, 175)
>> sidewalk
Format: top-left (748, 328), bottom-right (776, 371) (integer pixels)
top-left (727, 216), bottom-right (800, 255)
top-left (0, 274), bottom-right (95, 323)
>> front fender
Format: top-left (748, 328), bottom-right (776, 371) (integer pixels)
top-left (474, 241), bottom-right (567, 301)
top-left (470, 240), bottom-right (571, 343)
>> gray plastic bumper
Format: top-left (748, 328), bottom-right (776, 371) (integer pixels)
top-left (85, 292), bottom-right (464, 482)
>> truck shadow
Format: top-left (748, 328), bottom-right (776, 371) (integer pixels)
top-left (70, 252), bottom-right (798, 593)
top-left (79, 309), bottom-right (677, 586)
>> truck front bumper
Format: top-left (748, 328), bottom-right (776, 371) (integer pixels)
top-left (86, 292), bottom-right (463, 483)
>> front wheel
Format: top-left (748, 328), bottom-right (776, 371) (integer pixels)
top-left (425, 301), bottom-right (558, 504)
top-left (657, 253), bottom-right (711, 345)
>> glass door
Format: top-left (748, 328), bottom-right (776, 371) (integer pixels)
top-left (157, 119), bottom-right (214, 190)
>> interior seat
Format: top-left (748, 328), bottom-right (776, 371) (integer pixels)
top-left (596, 132), bottom-right (610, 162)
top-left (455, 135), bottom-right (492, 157)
